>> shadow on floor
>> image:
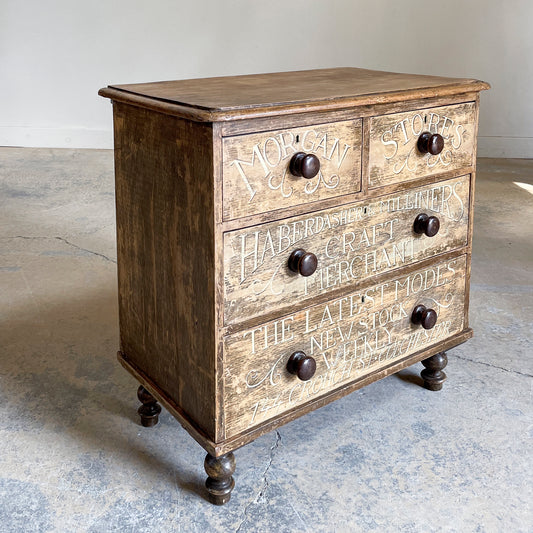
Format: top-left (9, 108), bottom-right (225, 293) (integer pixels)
top-left (0, 280), bottom-right (205, 499)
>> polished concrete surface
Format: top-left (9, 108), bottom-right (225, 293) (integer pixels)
top-left (0, 150), bottom-right (531, 532)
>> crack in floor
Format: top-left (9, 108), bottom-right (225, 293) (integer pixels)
top-left (235, 431), bottom-right (282, 533)
top-left (54, 236), bottom-right (116, 263)
top-left (4, 235), bottom-right (116, 263)
top-left (454, 354), bottom-right (532, 378)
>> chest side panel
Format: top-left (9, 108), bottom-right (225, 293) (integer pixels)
top-left (113, 102), bottom-right (218, 438)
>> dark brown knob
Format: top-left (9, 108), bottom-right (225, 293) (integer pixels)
top-left (411, 304), bottom-right (438, 330)
top-left (413, 213), bottom-right (440, 237)
top-left (288, 248), bottom-right (318, 277)
top-left (287, 351), bottom-right (316, 381)
top-left (417, 132), bottom-right (444, 155)
top-left (289, 152), bottom-right (320, 179)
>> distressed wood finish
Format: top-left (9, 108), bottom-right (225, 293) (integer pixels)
top-left (99, 68), bottom-right (489, 122)
top-left (224, 174), bottom-right (470, 326)
top-left (220, 164), bottom-right (475, 233)
top-left (223, 255), bottom-right (466, 437)
top-left (112, 102), bottom-right (218, 439)
top-left (118, 329), bottom-right (473, 457)
top-left (101, 68), bottom-right (488, 503)
top-left (369, 102), bottom-right (476, 188)
top-left (222, 120), bottom-right (362, 220)
top-left (219, 93), bottom-right (479, 137)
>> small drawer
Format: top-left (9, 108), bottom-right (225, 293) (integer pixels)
top-left (222, 119), bottom-right (362, 220)
top-left (368, 102), bottom-right (476, 188)
top-left (223, 255), bottom-right (467, 437)
top-left (224, 174), bottom-right (470, 326)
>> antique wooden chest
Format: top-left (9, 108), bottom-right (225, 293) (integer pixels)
top-left (99, 68), bottom-right (489, 504)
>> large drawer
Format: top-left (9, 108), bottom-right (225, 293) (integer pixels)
top-left (223, 255), bottom-right (467, 437)
top-left (222, 119), bottom-right (362, 220)
top-left (368, 102), bottom-right (476, 188)
top-left (224, 174), bottom-right (470, 326)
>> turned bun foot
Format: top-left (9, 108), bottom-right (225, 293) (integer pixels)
top-left (421, 352), bottom-right (448, 391)
top-left (204, 452), bottom-right (236, 505)
top-left (137, 385), bottom-right (162, 427)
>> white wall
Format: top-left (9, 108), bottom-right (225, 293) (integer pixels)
top-left (1, 0), bottom-right (531, 157)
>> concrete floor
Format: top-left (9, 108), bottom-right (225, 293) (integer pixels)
top-left (0, 149), bottom-right (531, 532)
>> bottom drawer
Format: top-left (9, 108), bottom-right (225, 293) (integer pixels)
top-left (223, 255), bottom-right (467, 438)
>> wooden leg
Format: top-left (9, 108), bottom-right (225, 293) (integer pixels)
top-left (204, 452), bottom-right (236, 505)
top-left (137, 385), bottom-right (161, 427)
top-left (421, 352), bottom-right (448, 391)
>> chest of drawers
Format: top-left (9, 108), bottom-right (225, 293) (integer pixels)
top-left (99, 68), bottom-right (489, 505)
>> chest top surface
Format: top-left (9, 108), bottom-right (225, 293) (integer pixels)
top-left (99, 67), bottom-right (489, 121)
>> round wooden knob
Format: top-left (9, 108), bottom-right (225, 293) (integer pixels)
top-left (417, 132), bottom-right (444, 155)
top-left (287, 351), bottom-right (316, 381)
top-left (413, 213), bottom-right (440, 237)
top-left (288, 248), bottom-right (318, 277)
top-left (289, 152), bottom-right (320, 179)
top-left (411, 304), bottom-right (438, 330)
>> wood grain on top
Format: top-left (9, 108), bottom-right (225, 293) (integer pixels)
top-left (99, 68), bottom-right (489, 122)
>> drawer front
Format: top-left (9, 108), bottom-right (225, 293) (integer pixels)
top-left (224, 174), bottom-right (470, 326)
top-left (222, 120), bottom-right (362, 220)
top-left (368, 102), bottom-right (476, 188)
top-left (223, 255), bottom-right (467, 437)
